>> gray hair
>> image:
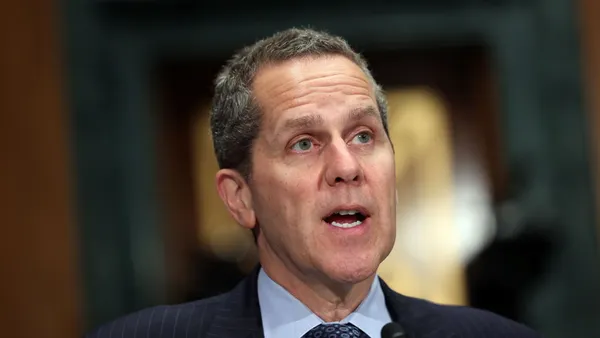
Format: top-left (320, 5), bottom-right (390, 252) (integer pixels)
top-left (210, 28), bottom-right (389, 180)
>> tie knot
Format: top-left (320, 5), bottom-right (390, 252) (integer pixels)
top-left (302, 322), bottom-right (369, 338)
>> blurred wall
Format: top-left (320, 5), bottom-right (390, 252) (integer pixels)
top-left (0, 1), bottom-right (81, 338)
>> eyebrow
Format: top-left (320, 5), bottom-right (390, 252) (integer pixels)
top-left (281, 106), bottom-right (380, 132)
top-left (348, 106), bottom-right (380, 122)
top-left (283, 114), bottom-right (324, 131)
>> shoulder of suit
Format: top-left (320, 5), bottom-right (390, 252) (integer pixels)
top-left (395, 294), bottom-right (542, 338)
top-left (84, 292), bottom-right (229, 338)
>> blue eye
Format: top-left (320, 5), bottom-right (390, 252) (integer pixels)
top-left (291, 139), bottom-right (313, 152)
top-left (352, 132), bottom-right (372, 144)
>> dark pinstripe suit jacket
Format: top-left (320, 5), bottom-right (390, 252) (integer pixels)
top-left (86, 267), bottom-right (541, 338)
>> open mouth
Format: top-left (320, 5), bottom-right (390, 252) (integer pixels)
top-left (323, 210), bottom-right (368, 229)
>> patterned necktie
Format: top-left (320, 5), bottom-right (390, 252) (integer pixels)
top-left (301, 323), bottom-right (371, 338)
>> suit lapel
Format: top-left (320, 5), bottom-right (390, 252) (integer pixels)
top-left (379, 278), bottom-right (458, 338)
top-left (206, 266), bottom-right (265, 338)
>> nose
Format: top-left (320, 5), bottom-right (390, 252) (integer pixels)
top-left (324, 140), bottom-right (364, 186)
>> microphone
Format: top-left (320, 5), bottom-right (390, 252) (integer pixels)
top-left (381, 322), bottom-right (407, 338)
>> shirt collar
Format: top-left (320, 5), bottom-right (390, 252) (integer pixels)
top-left (257, 268), bottom-right (392, 338)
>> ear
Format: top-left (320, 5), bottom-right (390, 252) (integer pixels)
top-left (215, 169), bottom-right (256, 230)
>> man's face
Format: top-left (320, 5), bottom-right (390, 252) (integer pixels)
top-left (249, 55), bottom-right (396, 284)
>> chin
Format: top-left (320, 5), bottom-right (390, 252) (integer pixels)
top-left (323, 254), bottom-right (381, 284)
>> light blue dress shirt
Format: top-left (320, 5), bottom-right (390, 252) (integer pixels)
top-left (257, 268), bottom-right (392, 338)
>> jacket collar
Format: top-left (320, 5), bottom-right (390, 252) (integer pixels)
top-left (206, 266), bottom-right (457, 338)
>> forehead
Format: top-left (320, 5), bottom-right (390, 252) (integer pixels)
top-left (252, 56), bottom-right (376, 120)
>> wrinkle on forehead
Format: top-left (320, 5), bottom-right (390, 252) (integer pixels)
top-left (275, 84), bottom-right (373, 114)
top-left (253, 56), bottom-right (376, 117)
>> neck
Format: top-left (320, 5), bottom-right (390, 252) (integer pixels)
top-left (259, 248), bottom-right (375, 322)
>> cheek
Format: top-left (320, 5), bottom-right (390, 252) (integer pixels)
top-left (366, 153), bottom-right (395, 187)
top-left (364, 154), bottom-right (396, 218)
top-left (255, 166), bottom-right (316, 219)
top-left (274, 161), bottom-right (318, 194)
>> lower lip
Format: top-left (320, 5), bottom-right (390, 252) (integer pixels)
top-left (323, 216), bottom-right (371, 235)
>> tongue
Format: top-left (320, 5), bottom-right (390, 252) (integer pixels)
top-left (326, 214), bottom-right (358, 224)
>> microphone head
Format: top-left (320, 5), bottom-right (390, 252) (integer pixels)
top-left (381, 322), bottom-right (407, 338)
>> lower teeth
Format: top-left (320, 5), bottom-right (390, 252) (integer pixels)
top-left (330, 220), bottom-right (362, 228)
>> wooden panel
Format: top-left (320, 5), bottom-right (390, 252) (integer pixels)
top-left (580, 0), bottom-right (600, 238)
top-left (0, 1), bottom-right (81, 338)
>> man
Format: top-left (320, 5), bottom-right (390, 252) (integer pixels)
top-left (87, 28), bottom-right (541, 338)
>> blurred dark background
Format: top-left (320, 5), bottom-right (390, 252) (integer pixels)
top-left (1, 0), bottom-right (600, 337)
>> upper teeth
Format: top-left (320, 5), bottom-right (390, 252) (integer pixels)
top-left (336, 210), bottom-right (358, 215)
